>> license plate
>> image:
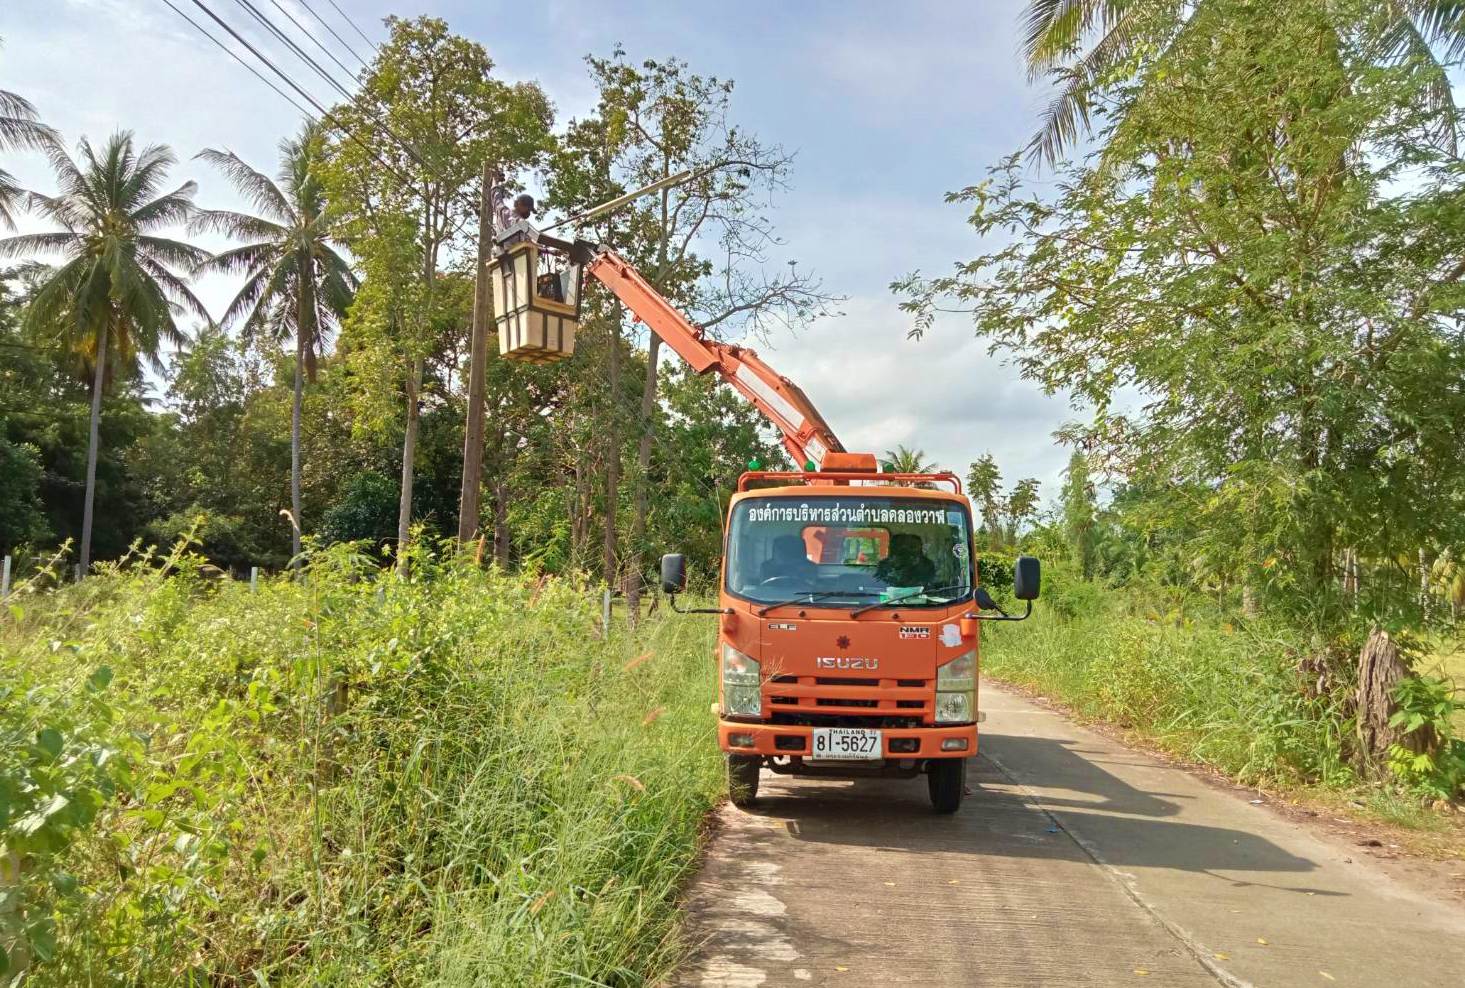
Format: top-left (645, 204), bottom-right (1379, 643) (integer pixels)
top-left (810, 727), bottom-right (882, 760)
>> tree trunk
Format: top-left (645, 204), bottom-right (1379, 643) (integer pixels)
top-left (1355, 627), bottom-right (1414, 770)
top-left (571, 449), bottom-right (588, 561)
top-left (626, 183), bottom-right (673, 621)
top-left (396, 354), bottom-right (422, 577)
top-left (78, 318), bottom-right (108, 576)
top-left (458, 161), bottom-right (494, 544)
top-left (603, 313), bottom-right (621, 588)
top-left (626, 332), bottom-right (662, 621)
top-left (291, 329), bottom-right (304, 564)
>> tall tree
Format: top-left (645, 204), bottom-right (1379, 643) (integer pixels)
top-left (192, 123), bottom-right (357, 560)
top-left (905, 0), bottom-right (1465, 614)
top-left (1007, 476), bottom-right (1042, 543)
top-left (322, 16), bottom-right (552, 573)
top-left (1060, 451), bottom-right (1096, 579)
top-left (883, 444), bottom-right (935, 474)
top-left (966, 453), bottom-right (1004, 549)
top-left (0, 133), bottom-right (209, 572)
top-left (551, 50), bottom-right (836, 612)
top-left (1020, 0), bottom-right (1465, 164)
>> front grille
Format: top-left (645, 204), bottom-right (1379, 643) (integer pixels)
top-left (769, 711), bottom-right (924, 729)
top-left (763, 671), bottom-right (933, 723)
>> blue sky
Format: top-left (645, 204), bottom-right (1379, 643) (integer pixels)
top-left (2, 0), bottom-right (1078, 496)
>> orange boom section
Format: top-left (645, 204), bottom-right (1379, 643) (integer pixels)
top-left (586, 249), bottom-right (845, 470)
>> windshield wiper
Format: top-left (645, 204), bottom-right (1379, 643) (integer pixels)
top-left (849, 584), bottom-right (973, 617)
top-left (756, 590), bottom-right (879, 617)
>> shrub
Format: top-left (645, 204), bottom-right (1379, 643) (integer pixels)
top-left (1, 543), bottom-right (720, 985)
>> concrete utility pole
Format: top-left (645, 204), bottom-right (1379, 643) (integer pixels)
top-left (458, 160), bottom-right (495, 544)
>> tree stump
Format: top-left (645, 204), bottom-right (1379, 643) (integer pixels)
top-left (1355, 628), bottom-right (1413, 770)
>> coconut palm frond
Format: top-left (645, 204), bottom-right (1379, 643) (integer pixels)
top-left (0, 230), bottom-right (79, 260)
top-left (196, 147), bottom-right (293, 222)
top-left (1375, 7), bottom-right (1461, 152)
top-left (189, 207), bottom-right (291, 242)
top-left (1026, 4), bottom-right (1145, 166)
top-left (0, 87), bottom-right (58, 151)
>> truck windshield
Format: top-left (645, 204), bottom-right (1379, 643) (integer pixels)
top-left (725, 496), bottom-right (974, 608)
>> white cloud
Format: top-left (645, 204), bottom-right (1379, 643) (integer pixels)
top-left (752, 294), bottom-right (1077, 498)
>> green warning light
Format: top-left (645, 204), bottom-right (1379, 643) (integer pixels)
top-left (747, 458), bottom-right (762, 470)
top-left (804, 459), bottom-right (817, 471)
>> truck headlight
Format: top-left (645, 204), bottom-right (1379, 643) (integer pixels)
top-left (936, 650), bottom-right (976, 724)
top-left (721, 643), bottom-right (761, 717)
top-left (935, 689), bottom-right (973, 724)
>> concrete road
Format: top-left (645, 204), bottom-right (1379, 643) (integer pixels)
top-left (675, 682), bottom-right (1465, 987)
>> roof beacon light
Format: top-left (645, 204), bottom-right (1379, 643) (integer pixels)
top-left (804, 459), bottom-right (817, 472)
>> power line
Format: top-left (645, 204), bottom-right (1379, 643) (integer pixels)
top-left (159, 0), bottom-right (312, 119)
top-left (209, 0), bottom-right (436, 180)
top-left (230, 0), bottom-right (356, 103)
top-left (322, 0), bottom-right (380, 54)
top-left (167, 0), bottom-right (490, 240)
top-left (294, 0), bottom-right (370, 70)
top-left (175, 0), bottom-right (418, 191)
top-left (268, 0), bottom-right (360, 82)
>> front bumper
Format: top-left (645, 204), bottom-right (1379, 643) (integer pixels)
top-left (718, 720), bottom-right (978, 759)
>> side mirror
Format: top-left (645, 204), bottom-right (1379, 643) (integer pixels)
top-left (1014, 556), bottom-right (1041, 601)
top-left (974, 586), bottom-right (1000, 611)
top-left (660, 553), bottom-right (687, 595)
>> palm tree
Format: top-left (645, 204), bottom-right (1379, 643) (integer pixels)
top-left (191, 123), bottom-right (357, 561)
top-left (1021, 0), bottom-right (1465, 164)
top-left (0, 46), bottom-right (58, 227)
top-left (883, 445), bottom-right (943, 488)
top-left (883, 444), bottom-right (936, 475)
top-left (0, 132), bottom-right (209, 573)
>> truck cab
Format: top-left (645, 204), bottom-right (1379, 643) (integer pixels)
top-left (662, 466), bottom-right (1040, 814)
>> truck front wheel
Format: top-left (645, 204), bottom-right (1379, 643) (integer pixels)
top-left (928, 758), bottom-right (966, 814)
top-left (728, 754), bottom-right (761, 807)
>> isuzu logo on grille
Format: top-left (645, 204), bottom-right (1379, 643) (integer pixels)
top-left (816, 656), bottom-right (878, 670)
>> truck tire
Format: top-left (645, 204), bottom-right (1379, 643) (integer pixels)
top-left (928, 757), bottom-right (965, 814)
top-left (728, 754), bottom-right (761, 808)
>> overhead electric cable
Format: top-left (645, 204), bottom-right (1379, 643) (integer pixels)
top-left (230, 0), bottom-right (356, 102)
top-left (168, 0), bottom-right (508, 243)
top-left (159, 0), bottom-right (312, 118)
top-left (172, 0), bottom-right (417, 189)
top-left (217, 0), bottom-right (436, 178)
top-left (323, 0), bottom-right (380, 53)
top-left (267, 0), bottom-right (361, 86)
top-left (295, 0), bottom-right (371, 69)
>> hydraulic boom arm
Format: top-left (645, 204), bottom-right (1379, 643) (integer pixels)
top-left (585, 248), bottom-right (844, 469)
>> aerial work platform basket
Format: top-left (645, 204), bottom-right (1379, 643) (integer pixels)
top-left (491, 227), bottom-right (592, 364)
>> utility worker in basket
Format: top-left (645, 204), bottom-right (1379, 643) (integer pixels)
top-left (876, 533), bottom-right (936, 588)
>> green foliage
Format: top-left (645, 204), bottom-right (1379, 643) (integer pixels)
top-left (983, 597), bottom-right (1354, 788)
top-left (1386, 675), bottom-right (1465, 801)
top-left (0, 437), bottom-right (49, 551)
top-left (1060, 451), bottom-right (1096, 580)
top-left (0, 545), bottom-right (720, 984)
top-left (906, 0), bottom-right (1465, 624)
top-left (318, 471), bottom-right (398, 547)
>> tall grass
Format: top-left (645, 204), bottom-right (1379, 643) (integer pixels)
top-left (1, 542), bottom-right (721, 985)
top-left (981, 598), bottom-right (1355, 789)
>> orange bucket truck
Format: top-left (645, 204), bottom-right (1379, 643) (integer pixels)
top-left (498, 229), bottom-right (1041, 813)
